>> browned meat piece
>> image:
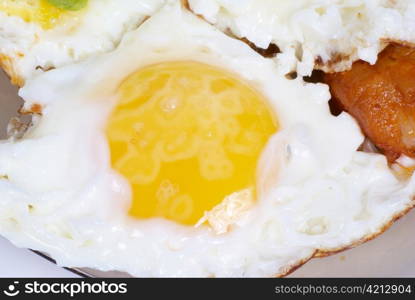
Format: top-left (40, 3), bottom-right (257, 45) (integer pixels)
top-left (324, 44), bottom-right (415, 162)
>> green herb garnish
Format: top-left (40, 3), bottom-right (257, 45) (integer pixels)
top-left (46, 0), bottom-right (88, 11)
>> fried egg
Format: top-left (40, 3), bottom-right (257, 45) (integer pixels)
top-left (188, 0), bottom-right (415, 75)
top-left (0, 0), bottom-right (414, 277)
top-left (0, 0), bottom-right (166, 85)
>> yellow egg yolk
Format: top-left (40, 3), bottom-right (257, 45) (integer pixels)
top-left (0, 0), bottom-right (66, 29)
top-left (106, 61), bottom-right (278, 225)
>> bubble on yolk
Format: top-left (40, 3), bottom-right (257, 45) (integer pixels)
top-left (0, 0), bottom-right (65, 29)
top-left (106, 61), bottom-right (278, 226)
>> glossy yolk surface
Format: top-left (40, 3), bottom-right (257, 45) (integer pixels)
top-left (0, 0), bottom-right (65, 29)
top-left (106, 61), bottom-right (278, 225)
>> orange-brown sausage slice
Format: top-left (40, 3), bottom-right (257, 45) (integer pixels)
top-left (325, 44), bottom-right (415, 162)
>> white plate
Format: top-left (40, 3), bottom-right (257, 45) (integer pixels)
top-left (1, 71), bottom-right (414, 277)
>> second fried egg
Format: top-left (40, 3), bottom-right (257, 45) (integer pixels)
top-left (188, 0), bottom-right (415, 75)
top-left (0, 0), bottom-right (166, 85)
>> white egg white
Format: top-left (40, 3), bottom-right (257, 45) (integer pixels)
top-left (0, 0), bottom-right (166, 85)
top-left (188, 0), bottom-right (415, 76)
top-left (0, 0), bottom-right (414, 277)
